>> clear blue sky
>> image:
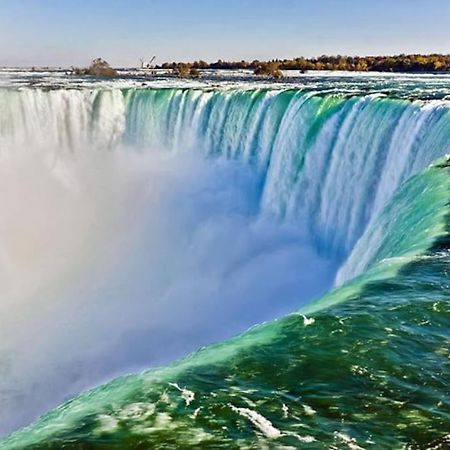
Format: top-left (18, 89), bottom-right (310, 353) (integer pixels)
top-left (1, 0), bottom-right (450, 67)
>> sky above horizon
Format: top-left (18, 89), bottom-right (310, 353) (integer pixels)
top-left (1, 0), bottom-right (450, 67)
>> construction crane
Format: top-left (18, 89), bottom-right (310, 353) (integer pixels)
top-left (140, 56), bottom-right (156, 69)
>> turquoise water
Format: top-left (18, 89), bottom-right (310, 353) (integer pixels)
top-left (0, 82), bottom-right (449, 448)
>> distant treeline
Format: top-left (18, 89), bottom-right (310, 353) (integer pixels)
top-left (159, 54), bottom-right (450, 73)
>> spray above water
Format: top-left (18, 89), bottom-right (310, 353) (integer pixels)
top-left (0, 144), bottom-right (336, 434)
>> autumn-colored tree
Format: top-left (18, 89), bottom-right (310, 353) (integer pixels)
top-left (72, 58), bottom-right (118, 77)
top-left (254, 62), bottom-right (283, 78)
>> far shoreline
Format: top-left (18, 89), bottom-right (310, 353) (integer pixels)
top-left (3, 53), bottom-right (450, 75)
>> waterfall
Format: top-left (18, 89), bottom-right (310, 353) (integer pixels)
top-left (1, 87), bottom-right (450, 263)
top-left (0, 86), bottom-right (449, 437)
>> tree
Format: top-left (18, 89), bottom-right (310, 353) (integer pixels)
top-left (254, 62), bottom-right (283, 79)
top-left (71, 58), bottom-right (118, 77)
top-left (172, 64), bottom-right (202, 78)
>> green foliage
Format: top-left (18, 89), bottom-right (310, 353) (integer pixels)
top-left (71, 58), bottom-right (118, 77)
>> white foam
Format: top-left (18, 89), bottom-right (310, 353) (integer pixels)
top-left (229, 404), bottom-right (281, 439)
top-left (169, 383), bottom-right (195, 407)
top-left (302, 404), bottom-right (317, 416)
top-left (95, 415), bottom-right (119, 434)
top-left (335, 432), bottom-right (365, 450)
top-left (302, 315), bottom-right (315, 326)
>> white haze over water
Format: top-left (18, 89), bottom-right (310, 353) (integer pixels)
top-left (0, 144), bottom-right (337, 435)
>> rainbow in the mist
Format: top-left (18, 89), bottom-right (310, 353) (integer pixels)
top-left (0, 71), bottom-right (449, 449)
